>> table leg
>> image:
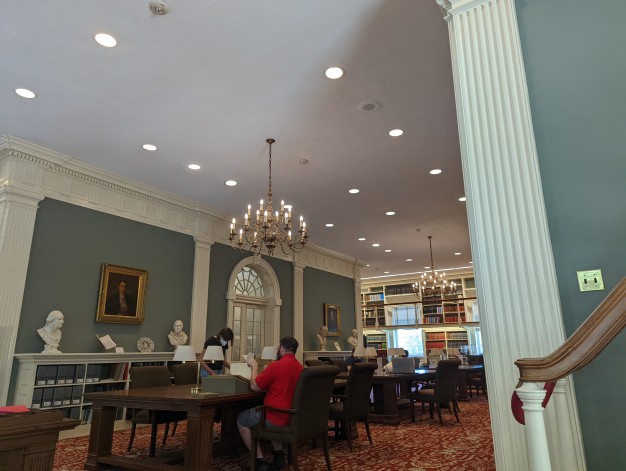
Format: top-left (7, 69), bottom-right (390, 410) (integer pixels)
top-left (85, 404), bottom-right (116, 470)
top-left (185, 408), bottom-right (215, 470)
top-left (456, 370), bottom-right (470, 401)
top-left (370, 382), bottom-right (401, 424)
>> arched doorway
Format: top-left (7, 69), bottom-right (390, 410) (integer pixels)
top-left (226, 256), bottom-right (282, 362)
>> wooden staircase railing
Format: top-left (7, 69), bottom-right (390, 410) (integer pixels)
top-left (516, 277), bottom-right (626, 383)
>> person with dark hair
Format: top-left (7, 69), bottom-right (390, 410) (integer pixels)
top-left (199, 327), bottom-right (234, 376)
top-left (345, 347), bottom-right (362, 371)
top-left (237, 336), bottom-right (303, 471)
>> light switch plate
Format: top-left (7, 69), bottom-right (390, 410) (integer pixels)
top-left (576, 269), bottom-right (604, 292)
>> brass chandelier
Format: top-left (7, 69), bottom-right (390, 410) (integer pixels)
top-left (229, 138), bottom-right (308, 256)
top-left (412, 236), bottom-right (457, 299)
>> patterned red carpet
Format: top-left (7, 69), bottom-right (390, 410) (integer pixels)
top-left (54, 398), bottom-right (494, 471)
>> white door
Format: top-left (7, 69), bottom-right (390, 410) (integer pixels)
top-left (232, 302), bottom-right (266, 360)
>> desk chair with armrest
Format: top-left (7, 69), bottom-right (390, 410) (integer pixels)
top-left (251, 365), bottom-right (340, 471)
top-left (304, 359), bottom-right (325, 367)
top-left (410, 359), bottom-right (461, 425)
top-left (329, 362), bottom-right (377, 451)
top-left (127, 366), bottom-right (187, 457)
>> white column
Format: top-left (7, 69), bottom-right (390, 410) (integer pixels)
top-left (0, 186), bottom-right (43, 404)
top-left (551, 377), bottom-right (586, 470)
top-left (516, 382), bottom-right (552, 471)
top-left (438, 0), bottom-right (585, 469)
top-left (354, 277), bottom-right (363, 345)
top-left (293, 259), bottom-right (305, 362)
top-left (189, 238), bottom-right (213, 352)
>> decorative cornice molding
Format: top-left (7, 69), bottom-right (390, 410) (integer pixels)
top-left (1, 135), bottom-right (360, 278)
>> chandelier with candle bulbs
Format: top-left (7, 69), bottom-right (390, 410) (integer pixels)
top-left (229, 138), bottom-right (308, 256)
top-left (412, 236), bottom-right (457, 300)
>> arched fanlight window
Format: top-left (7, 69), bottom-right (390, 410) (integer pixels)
top-left (234, 266), bottom-right (265, 297)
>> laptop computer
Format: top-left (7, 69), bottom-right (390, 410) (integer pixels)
top-left (390, 357), bottom-right (415, 374)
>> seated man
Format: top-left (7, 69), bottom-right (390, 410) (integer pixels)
top-left (237, 336), bottom-right (304, 471)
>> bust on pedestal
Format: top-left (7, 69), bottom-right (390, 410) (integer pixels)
top-left (347, 328), bottom-right (359, 349)
top-left (316, 325), bottom-right (328, 351)
top-left (168, 319), bottom-right (189, 348)
top-left (37, 310), bottom-right (64, 354)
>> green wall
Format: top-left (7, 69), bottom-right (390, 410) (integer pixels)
top-left (16, 199), bottom-right (195, 353)
top-left (516, 1), bottom-right (626, 469)
top-left (303, 267), bottom-right (356, 351)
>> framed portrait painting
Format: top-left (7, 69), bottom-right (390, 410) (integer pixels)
top-left (96, 264), bottom-right (148, 324)
top-left (324, 303), bottom-right (341, 336)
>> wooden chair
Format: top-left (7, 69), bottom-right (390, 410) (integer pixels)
top-left (329, 359), bottom-right (348, 372)
top-left (328, 362), bottom-right (376, 450)
top-left (250, 365), bottom-right (340, 471)
top-left (410, 359), bottom-right (461, 425)
top-left (127, 366), bottom-right (186, 456)
top-left (304, 359), bottom-right (325, 367)
top-left (172, 362), bottom-right (198, 385)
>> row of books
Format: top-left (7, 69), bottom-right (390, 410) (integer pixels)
top-left (31, 385), bottom-right (82, 409)
top-left (35, 363), bottom-right (129, 386)
top-left (443, 315), bottom-right (467, 323)
top-left (425, 341), bottom-right (446, 349)
top-left (425, 332), bottom-right (446, 340)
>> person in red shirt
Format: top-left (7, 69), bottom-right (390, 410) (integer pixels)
top-left (237, 336), bottom-right (303, 471)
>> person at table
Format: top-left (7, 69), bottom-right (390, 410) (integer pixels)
top-left (345, 347), bottom-right (362, 371)
top-left (237, 336), bottom-right (303, 471)
top-left (199, 327), bottom-right (233, 376)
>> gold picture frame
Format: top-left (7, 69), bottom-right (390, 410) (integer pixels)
top-left (96, 264), bottom-right (148, 324)
top-left (324, 303), bottom-right (340, 336)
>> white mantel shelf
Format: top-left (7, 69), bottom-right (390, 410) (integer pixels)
top-left (14, 352), bottom-right (175, 364)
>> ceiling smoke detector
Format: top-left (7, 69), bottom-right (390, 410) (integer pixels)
top-left (149, 1), bottom-right (169, 15)
top-left (358, 100), bottom-right (382, 112)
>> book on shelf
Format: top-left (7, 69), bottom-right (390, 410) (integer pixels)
top-left (62, 387), bottom-right (72, 406)
top-left (31, 388), bottom-right (43, 408)
top-left (41, 388), bottom-right (54, 408)
top-left (71, 385), bottom-right (82, 405)
top-left (52, 387), bottom-right (64, 407)
top-left (45, 365), bottom-right (58, 385)
top-left (35, 365), bottom-right (47, 386)
top-left (74, 364), bottom-right (86, 383)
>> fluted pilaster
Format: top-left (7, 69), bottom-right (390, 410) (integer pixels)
top-left (189, 238), bottom-right (213, 351)
top-left (0, 185), bottom-right (43, 404)
top-left (293, 259), bottom-right (305, 362)
top-left (440, 0), bottom-right (584, 469)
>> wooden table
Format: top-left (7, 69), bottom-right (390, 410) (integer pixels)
top-left (369, 370), bottom-right (435, 425)
top-left (0, 410), bottom-right (79, 471)
top-left (420, 364), bottom-right (484, 401)
top-left (84, 384), bottom-right (263, 471)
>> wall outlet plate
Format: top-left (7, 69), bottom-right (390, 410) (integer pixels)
top-left (576, 269), bottom-right (604, 292)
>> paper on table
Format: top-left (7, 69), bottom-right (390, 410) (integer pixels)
top-left (97, 334), bottom-right (116, 350)
top-left (241, 352), bottom-right (255, 362)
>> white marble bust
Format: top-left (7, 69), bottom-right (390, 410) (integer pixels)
top-left (347, 328), bottom-right (359, 348)
top-left (37, 310), bottom-right (64, 354)
top-left (317, 325), bottom-right (328, 351)
top-left (168, 319), bottom-right (188, 347)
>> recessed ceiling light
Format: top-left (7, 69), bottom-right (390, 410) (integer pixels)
top-left (372, 243), bottom-right (380, 247)
top-left (15, 88), bottom-right (36, 99)
top-left (94, 33), bottom-right (117, 48)
top-left (459, 196), bottom-right (467, 202)
top-left (430, 169), bottom-right (443, 175)
top-left (406, 258), bottom-right (413, 262)
top-left (348, 189), bottom-right (359, 194)
top-left (385, 249), bottom-right (392, 253)
top-left (325, 223), bottom-right (334, 228)
top-left (366, 264), bottom-right (370, 267)
top-left (142, 144), bottom-right (157, 151)
top-left (389, 129), bottom-right (404, 137)
top-left (324, 66), bottom-right (344, 79)
top-left (224, 180), bottom-right (237, 186)
top-left (188, 164), bottom-right (201, 170)
top-left (358, 237), bottom-right (366, 241)
top-left (454, 252), bottom-right (462, 255)
top-left (386, 211), bottom-right (396, 216)
top-left (384, 271), bottom-right (390, 274)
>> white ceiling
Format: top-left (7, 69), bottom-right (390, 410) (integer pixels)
top-left (1, 0), bottom-right (472, 279)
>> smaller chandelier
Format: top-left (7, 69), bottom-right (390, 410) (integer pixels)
top-left (412, 236), bottom-right (457, 300)
top-left (229, 138), bottom-right (308, 256)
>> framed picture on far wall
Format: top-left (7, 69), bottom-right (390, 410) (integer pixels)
top-left (324, 303), bottom-right (341, 336)
top-left (96, 264), bottom-right (148, 324)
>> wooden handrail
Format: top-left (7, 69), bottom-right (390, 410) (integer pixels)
top-left (516, 277), bottom-right (626, 383)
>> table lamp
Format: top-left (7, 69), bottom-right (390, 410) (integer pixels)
top-left (172, 345), bottom-right (196, 362)
top-left (191, 346), bottom-right (224, 393)
top-left (353, 346), bottom-right (367, 358)
top-left (388, 348), bottom-right (405, 358)
top-left (260, 346), bottom-right (277, 361)
top-left (365, 347), bottom-right (377, 359)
